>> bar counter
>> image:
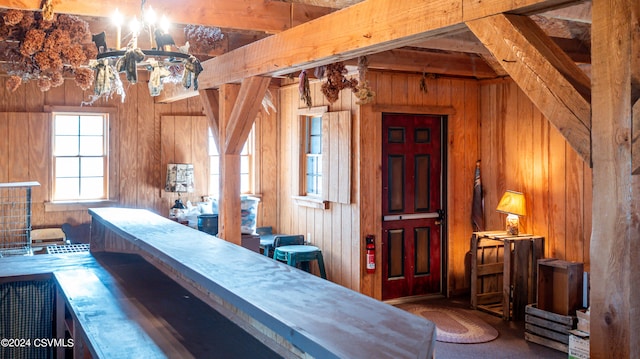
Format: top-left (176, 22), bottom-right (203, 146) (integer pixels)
top-left (0, 207), bottom-right (435, 358)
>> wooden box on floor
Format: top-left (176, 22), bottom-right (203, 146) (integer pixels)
top-left (470, 231), bottom-right (544, 320)
top-left (525, 304), bottom-right (577, 353)
top-left (537, 258), bottom-right (583, 316)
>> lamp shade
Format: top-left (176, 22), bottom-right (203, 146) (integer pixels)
top-left (165, 163), bottom-right (194, 193)
top-left (496, 190), bottom-right (526, 216)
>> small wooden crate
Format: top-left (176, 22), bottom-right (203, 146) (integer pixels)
top-left (471, 231), bottom-right (544, 320)
top-left (537, 258), bottom-right (583, 316)
top-left (525, 303), bottom-right (577, 353)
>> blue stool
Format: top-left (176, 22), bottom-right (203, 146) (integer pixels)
top-left (273, 245), bottom-right (327, 279)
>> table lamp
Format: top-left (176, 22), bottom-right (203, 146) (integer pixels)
top-left (496, 190), bottom-right (526, 235)
top-left (165, 163), bottom-right (194, 219)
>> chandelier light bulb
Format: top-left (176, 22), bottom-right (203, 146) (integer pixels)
top-left (159, 15), bottom-right (170, 34)
top-left (129, 17), bottom-right (140, 35)
top-left (112, 9), bottom-right (123, 27)
top-left (144, 7), bottom-right (157, 27)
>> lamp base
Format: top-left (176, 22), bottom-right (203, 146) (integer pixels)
top-left (505, 214), bottom-right (519, 235)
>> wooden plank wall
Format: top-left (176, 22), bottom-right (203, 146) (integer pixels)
top-left (479, 79), bottom-right (592, 271)
top-left (278, 71), bottom-right (592, 298)
top-left (0, 75), bottom-right (210, 229)
top-left (278, 77), bottom-right (360, 291)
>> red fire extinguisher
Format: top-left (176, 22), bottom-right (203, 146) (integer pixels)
top-left (366, 235), bottom-right (375, 273)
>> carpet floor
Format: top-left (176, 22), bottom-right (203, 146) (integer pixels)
top-left (392, 295), bottom-right (567, 359)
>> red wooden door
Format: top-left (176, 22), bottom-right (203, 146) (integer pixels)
top-left (381, 113), bottom-right (443, 300)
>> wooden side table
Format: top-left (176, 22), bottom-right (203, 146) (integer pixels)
top-left (470, 231), bottom-right (544, 320)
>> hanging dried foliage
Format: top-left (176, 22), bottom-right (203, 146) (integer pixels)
top-left (419, 72), bottom-right (437, 93)
top-left (314, 65), bottom-right (325, 80)
top-left (184, 25), bottom-right (224, 55)
top-left (321, 62), bottom-right (358, 104)
top-left (354, 56), bottom-right (375, 105)
top-left (299, 69), bottom-right (312, 108)
top-left (0, 10), bottom-right (95, 92)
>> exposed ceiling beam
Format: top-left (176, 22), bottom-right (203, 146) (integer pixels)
top-left (283, 0), bottom-right (363, 9)
top-left (412, 30), bottom-right (590, 63)
top-left (193, 0), bottom-right (582, 92)
top-left (0, 0), bottom-right (334, 34)
top-left (467, 13), bottom-right (592, 164)
top-left (349, 48), bottom-right (497, 79)
top-left (539, 0), bottom-right (591, 23)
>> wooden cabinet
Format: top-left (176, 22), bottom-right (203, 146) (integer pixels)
top-left (470, 231), bottom-right (544, 320)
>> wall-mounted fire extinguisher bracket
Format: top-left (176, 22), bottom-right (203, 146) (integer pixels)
top-left (366, 235), bottom-right (376, 274)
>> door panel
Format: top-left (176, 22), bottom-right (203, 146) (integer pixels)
top-left (382, 113), bottom-right (443, 300)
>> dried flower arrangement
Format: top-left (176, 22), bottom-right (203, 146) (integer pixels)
top-left (320, 62), bottom-right (358, 104)
top-left (0, 9), bottom-right (97, 93)
top-left (184, 25), bottom-right (224, 55)
top-left (299, 69), bottom-right (312, 107)
top-left (354, 56), bottom-right (375, 105)
top-left (419, 72), bottom-right (437, 93)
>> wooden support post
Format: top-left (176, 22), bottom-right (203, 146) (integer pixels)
top-left (591, 0), bottom-right (640, 357)
top-left (217, 77), bottom-right (270, 245)
top-left (218, 84), bottom-right (242, 245)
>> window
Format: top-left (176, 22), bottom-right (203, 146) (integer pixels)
top-left (304, 115), bottom-right (323, 197)
top-left (295, 107), bottom-right (351, 209)
top-left (52, 112), bottom-right (108, 201)
top-left (208, 127), bottom-right (254, 198)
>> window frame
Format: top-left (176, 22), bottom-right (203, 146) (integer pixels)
top-left (293, 106), bottom-right (329, 209)
top-left (208, 125), bottom-right (255, 198)
top-left (52, 111), bottom-right (109, 202)
top-left (304, 115), bottom-right (323, 197)
top-left (44, 106), bottom-right (117, 211)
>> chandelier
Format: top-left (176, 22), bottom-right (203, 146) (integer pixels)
top-left (0, 1), bottom-right (223, 104)
top-left (88, 0), bottom-right (214, 104)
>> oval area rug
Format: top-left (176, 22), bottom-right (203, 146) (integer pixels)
top-left (396, 303), bottom-right (499, 344)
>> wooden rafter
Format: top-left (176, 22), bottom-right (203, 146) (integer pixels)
top-left (0, 0), bottom-right (333, 34)
top-left (351, 48), bottom-right (497, 79)
top-left (194, 0), bottom-right (578, 91)
top-left (413, 30), bottom-right (590, 64)
top-left (466, 13), bottom-right (592, 164)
